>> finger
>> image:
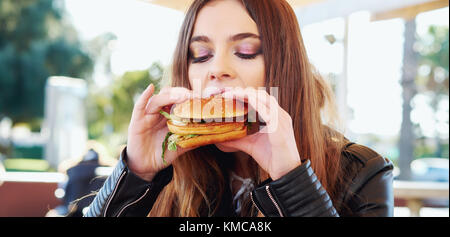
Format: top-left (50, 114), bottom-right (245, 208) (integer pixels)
top-left (224, 88), bottom-right (281, 133)
top-left (222, 87), bottom-right (272, 109)
top-left (216, 131), bottom-right (258, 155)
top-left (162, 141), bottom-right (200, 166)
top-left (134, 84), bottom-right (155, 112)
top-left (222, 88), bottom-right (272, 123)
top-left (202, 86), bottom-right (226, 98)
top-left (145, 87), bottom-right (192, 114)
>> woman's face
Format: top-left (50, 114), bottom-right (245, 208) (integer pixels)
top-left (188, 0), bottom-right (265, 153)
top-left (188, 0), bottom-right (265, 95)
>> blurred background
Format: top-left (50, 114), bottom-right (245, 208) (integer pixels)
top-left (0, 0), bottom-right (448, 217)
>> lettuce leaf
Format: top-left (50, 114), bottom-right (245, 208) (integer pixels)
top-left (185, 134), bottom-right (199, 139)
top-left (168, 134), bottom-right (179, 151)
top-left (161, 132), bottom-right (173, 165)
top-left (162, 132), bottom-right (199, 165)
top-left (159, 110), bottom-right (172, 120)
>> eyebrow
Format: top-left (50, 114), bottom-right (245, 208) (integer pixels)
top-left (190, 32), bottom-right (260, 44)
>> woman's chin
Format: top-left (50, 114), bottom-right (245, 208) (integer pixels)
top-left (215, 143), bottom-right (239, 153)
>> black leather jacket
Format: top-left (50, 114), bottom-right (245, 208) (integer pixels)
top-left (84, 142), bottom-right (394, 217)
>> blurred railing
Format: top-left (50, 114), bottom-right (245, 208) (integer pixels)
top-left (394, 180), bottom-right (449, 216)
top-left (1, 171), bottom-right (449, 217)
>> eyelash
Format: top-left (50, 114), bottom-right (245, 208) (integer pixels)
top-left (191, 51), bottom-right (262, 64)
top-left (191, 55), bottom-right (211, 64)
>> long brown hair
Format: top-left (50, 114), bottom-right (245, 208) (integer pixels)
top-left (149, 0), bottom-right (347, 217)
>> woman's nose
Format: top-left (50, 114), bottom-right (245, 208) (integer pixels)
top-left (208, 56), bottom-right (235, 81)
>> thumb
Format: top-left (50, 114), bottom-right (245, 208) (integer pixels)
top-left (216, 132), bottom-right (256, 155)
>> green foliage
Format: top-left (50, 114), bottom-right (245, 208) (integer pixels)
top-left (414, 139), bottom-right (437, 159)
top-left (11, 145), bottom-right (43, 159)
top-left (419, 26), bottom-right (449, 71)
top-left (3, 158), bottom-right (51, 172)
top-left (413, 25), bottom-right (449, 158)
top-left (416, 25), bottom-right (449, 95)
top-left (0, 0), bottom-right (93, 124)
top-left (87, 63), bottom-right (163, 143)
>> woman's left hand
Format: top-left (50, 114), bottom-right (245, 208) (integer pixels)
top-left (217, 88), bottom-right (302, 180)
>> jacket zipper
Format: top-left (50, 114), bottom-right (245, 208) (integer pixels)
top-left (250, 185), bottom-right (284, 217)
top-left (250, 191), bottom-right (263, 216)
top-left (265, 185), bottom-right (284, 217)
top-left (103, 170), bottom-right (126, 217)
top-left (116, 187), bottom-right (150, 217)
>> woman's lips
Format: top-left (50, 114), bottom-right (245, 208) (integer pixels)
top-left (202, 87), bottom-right (229, 98)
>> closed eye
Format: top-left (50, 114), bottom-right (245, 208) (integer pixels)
top-left (235, 52), bottom-right (261, 60)
top-left (191, 55), bottom-right (212, 64)
top-left (190, 50), bottom-right (262, 64)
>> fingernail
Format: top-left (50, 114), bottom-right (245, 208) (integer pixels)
top-left (222, 91), bottom-right (232, 98)
top-left (184, 92), bottom-right (193, 100)
top-left (203, 87), bottom-right (223, 98)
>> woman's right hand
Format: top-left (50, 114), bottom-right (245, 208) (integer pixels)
top-left (125, 84), bottom-right (193, 181)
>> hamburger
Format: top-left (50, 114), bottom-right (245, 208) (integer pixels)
top-left (160, 94), bottom-right (249, 163)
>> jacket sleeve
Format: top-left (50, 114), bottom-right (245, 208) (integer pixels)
top-left (250, 146), bottom-right (394, 217)
top-left (251, 160), bottom-right (339, 217)
top-left (342, 144), bottom-right (395, 217)
top-left (84, 147), bottom-right (173, 217)
top-left (347, 163), bottom-right (394, 217)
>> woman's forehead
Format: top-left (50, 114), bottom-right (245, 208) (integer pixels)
top-left (192, 0), bottom-right (259, 42)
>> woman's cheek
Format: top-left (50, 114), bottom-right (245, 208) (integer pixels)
top-left (188, 65), bottom-right (207, 90)
top-left (239, 60), bottom-right (265, 88)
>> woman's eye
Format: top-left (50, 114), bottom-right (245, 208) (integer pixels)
top-left (235, 51), bottom-right (262, 60)
top-left (191, 55), bottom-right (211, 63)
top-left (190, 50), bottom-right (262, 63)
top-left (189, 47), bottom-right (212, 64)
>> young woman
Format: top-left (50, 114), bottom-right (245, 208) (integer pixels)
top-left (85, 0), bottom-right (394, 217)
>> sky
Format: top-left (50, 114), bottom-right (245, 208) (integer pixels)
top-left (63, 0), bottom-right (449, 137)
top-left (64, 0), bottom-right (185, 75)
